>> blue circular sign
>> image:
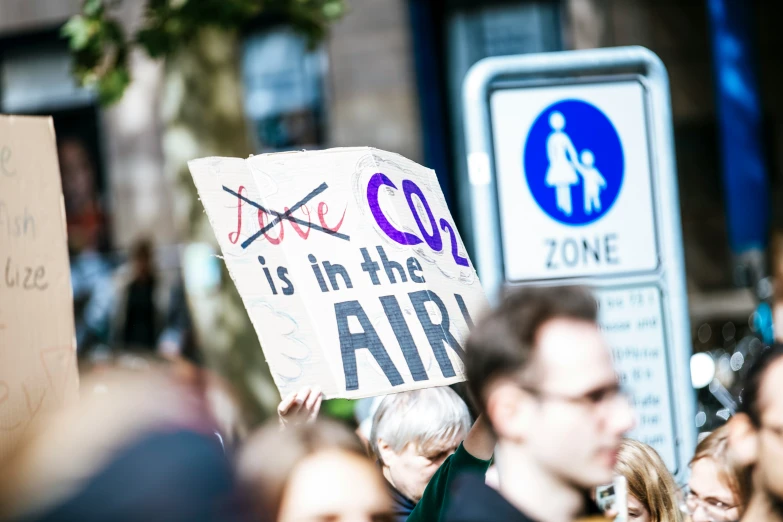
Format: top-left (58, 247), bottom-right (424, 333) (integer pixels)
top-left (523, 99), bottom-right (624, 226)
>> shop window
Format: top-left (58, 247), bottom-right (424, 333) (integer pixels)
top-left (241, 27), bottom-right (328, 152)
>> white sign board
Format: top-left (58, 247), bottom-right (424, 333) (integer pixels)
top-left (597, 286), bottom-right (676, 470)
top-left (189, 148), bottom-right (487, 400)
top-left (491, 81), bottom-right (658, 281)
top-left (463, 47), bottom-right (695, 480)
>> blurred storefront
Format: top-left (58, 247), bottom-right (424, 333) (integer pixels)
top-left (1, 0), bottom-right (782, 421)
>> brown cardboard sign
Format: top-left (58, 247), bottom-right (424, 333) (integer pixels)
top-left (189, 148), bottom-right (488, 399)
top-left (0, 115), bottom-right (79, 460)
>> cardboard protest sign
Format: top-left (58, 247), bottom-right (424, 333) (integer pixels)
top-left (189, 148), bottom-right (488, 399)
top-left (0, 115), bottom-right (79, 460)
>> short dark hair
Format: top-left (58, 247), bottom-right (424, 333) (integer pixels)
top-left (465, 285), bottom-right (598, 415)
top-left (739, 343), bottom-right (783, 427)
top-left (131, 238), bottom-right (154, 262)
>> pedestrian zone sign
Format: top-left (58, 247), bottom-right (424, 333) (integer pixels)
top-left (492, 82), bottom-right (658, 282)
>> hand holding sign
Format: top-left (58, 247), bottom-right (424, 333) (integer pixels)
top-left (278, 386), bottom-right (324, 427)
top-left (189, 148), bottom-right (487, 399)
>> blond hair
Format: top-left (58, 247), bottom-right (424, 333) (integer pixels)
top-left (691, 423), bottom-right (749, 514)
top-left (615, 439), bottom-right (683, 522)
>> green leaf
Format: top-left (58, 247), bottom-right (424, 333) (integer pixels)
top-left (98, 66), bottom-right (131, 105)
top-left (137, 27), bottom-right (173, 57)
top-left (84, 0), bottom-right (104, 17)
top-left (102, 18), bottom-right (128, 46)
top-left (62, 16), bottom-right (93, 51)
top-left (322, 1), bottom-right (343, 19)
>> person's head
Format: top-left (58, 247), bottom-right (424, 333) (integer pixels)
top-left (730, 344), bottom-right (783, 510)
top-left (581, 150), bottom-right (595, 167)
top-left (549, 111), bottom-right (566, 131)
top-left (466, 285), bottom-right (634, 489)
top-left (370, 387), bottom-right (471, 502)
top-left (612, 439), bottom-right (681, 522)
top-left (58, 137), bottom-right (105, 253)
top-left (237, 419), bottom-right (391, 522)
top-left (130, 238), bottom-right (154, 278)
top-left (58, 138), bottom-right (95, 213)
top-left (686, 423), bottom-right (748, 522)
top-left (0, 367), bottom-right (236, 522)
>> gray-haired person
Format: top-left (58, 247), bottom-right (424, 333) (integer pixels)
top-left (277, 385), bottom-right (495, 522)
top-left (371, 388), bottom-right (493, 521)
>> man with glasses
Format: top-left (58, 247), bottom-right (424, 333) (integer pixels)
top-left (729, 344), bottom-right (783, 522)
top-left (443, 285), bottom-right (635, 522)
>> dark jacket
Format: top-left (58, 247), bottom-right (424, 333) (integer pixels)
top-left (443, 471), bottom-right (607, 522)
top-left (443, 471), bottom-right (536, 522)
top-left (386, 480), bottom-right (416, 522)
top-left (17, 430), bottom-right (248, 522)
top-left (407, 443), bottom-right (492, 522)
top-left (385, 442), bottom-right (492, 522)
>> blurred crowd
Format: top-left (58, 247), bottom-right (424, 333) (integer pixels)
top-left (59, 135), bottom-right (196, 363)
top-left (1, 285), bottom-right (781, 522)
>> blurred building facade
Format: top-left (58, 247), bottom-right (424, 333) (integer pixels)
top-left (1, 0), bottom-right (781, 320)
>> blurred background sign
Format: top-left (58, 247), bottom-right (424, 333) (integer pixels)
top-left (0, 0), bottom-right (779, 425)
top-left (0, 115), bottom-right (79, 461)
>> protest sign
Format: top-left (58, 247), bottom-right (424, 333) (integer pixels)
top-left (0, 115), bottom-right (79, 460)
top-left (189, 148), bottom-right (487, 399)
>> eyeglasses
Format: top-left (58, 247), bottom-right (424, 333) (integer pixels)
top-left (520, 382), bottom-right (630, 414)
top-left (679, 485), bottom-right (738, 522)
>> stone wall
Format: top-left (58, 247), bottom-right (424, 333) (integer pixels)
top-left (326, 0), bottom-right (422, 162)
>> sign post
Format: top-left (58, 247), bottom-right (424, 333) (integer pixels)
top-left (463, 46), bottom-right (696, 481)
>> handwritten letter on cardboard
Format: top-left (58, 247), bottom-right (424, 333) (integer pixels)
top-left (0, 116), bottom-right (79, 460)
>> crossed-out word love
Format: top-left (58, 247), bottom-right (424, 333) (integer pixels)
top-left (224, 183), bottom-right (348, 248)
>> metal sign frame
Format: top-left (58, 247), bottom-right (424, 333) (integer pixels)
top-left (462, 46), bottom-right (696, 482)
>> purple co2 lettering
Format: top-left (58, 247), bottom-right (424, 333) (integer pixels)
top-left (366, 173), bottom-right (469, 267)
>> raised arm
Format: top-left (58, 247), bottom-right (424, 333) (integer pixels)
top-left (462, 415), bottom-right (495, 460)
top-left (564, 136), bottom-right (580, 169)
